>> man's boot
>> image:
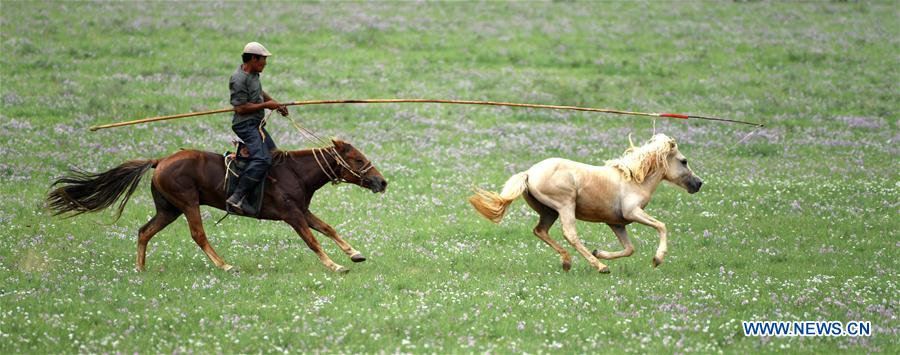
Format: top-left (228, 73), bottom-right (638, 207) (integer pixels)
top-left (226, 176), bottom-right (259, 214)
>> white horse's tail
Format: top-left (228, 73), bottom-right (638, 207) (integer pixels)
top-left (469, 172), bottom-right (528, 223)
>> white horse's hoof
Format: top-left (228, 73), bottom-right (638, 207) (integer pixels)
top-left (652, 257), bottom-right (663, 268)
top-left (592, 249), bottom-right (612, 260)
top-left (598, 265), bottom-right (611, 274)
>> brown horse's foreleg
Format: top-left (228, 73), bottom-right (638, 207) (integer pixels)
top-left (285, 216), bottom-right (348, 273)
top-left (136, 212), bottom-right (180, 271)
top-left (558, 207), bottom-right (610, 273)
top-left (523, 193), bottom-right (571, 271)
top-left (624, 207), bottom-right (668, 267)
top-left (306, 213), bottom-right (366, 263)
top-left (592, 224), bottom-right (635, 260)
top-left (184, 207), bottom-right (233, 271)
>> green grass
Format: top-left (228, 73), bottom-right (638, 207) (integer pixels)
top-left (1, 1), bottom-right (898, 353)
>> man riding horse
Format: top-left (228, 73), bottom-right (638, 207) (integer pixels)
top-left (226, 42), bottom-right (290, 214)
top-left (46, 41), bottom-right (389, 273)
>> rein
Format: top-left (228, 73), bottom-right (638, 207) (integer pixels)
top-left (312, 147), bottom-right (374, 184)
top-left (283, 113), bottom-right (373, 185)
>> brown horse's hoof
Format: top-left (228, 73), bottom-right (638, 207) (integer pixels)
top-left (334, 265), bottom-right (350, 274)
top-left (598, 265), bottom-right (611, 274)
top-left (652, 257), bottom-right (663, 268)
top-left (350, 253), bottom-right (367, 263)
top-left (223, 265), bottom-right (240, 275)
top-left (562, 260), bottom-right (572, 272)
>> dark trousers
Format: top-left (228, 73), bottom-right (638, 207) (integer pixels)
top-left (232, 119), bottom-right (276, 182)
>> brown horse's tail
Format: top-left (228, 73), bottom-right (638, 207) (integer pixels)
top-left (46, 159), bottom-right (158, 222)
top-left (468, 172), bottom-right (528, 223)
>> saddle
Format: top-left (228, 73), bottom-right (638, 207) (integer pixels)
top-left (223, 141), bottom-right (267, 217)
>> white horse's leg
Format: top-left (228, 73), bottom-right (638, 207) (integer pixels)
top-left (523, 192), bottom-right (572, 271)
top-left (533, 214), bottom-right (572, 272)
top-left (625, 207), bottom-right (668, 267)
top-left (593, 224), bottom-right (635, 260)
top-left (558, 207), bottom-right (610, 273)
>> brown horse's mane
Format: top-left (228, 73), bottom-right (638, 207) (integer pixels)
top-left (271, 145), bottom-right (334, 166)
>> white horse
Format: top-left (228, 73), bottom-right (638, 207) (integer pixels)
top-left (469, 133), bottom-right (702, 273)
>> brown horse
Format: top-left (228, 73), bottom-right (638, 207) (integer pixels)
top-left (47, 139), bottom-right (387, 273)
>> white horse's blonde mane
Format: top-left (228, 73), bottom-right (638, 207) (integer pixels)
top-left (605, 133), bottom-right (677, 183)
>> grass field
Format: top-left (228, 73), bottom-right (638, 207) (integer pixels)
top-left (1, 1), bottom-right (898, 353)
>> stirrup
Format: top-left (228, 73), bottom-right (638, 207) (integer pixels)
top-left (226, 196), bottom-right (245, 215)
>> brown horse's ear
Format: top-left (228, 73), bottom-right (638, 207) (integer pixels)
top-left (331, 138), bottom-right (349, 152)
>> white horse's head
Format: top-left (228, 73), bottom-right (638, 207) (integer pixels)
top-left (660, 135), bottom-right (703, 194)
top-left (606, 133), bottom-right (703, 194)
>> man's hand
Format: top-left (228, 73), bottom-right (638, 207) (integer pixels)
top-left (276, 105), bottom-right (289, 117)
top-left (264, 100), bottom-right (289, 116)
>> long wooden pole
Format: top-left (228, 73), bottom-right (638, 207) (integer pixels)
top-left (88, 99), bottom-right (763, 131)
top-left (89, 107), bottom-right (235, 131)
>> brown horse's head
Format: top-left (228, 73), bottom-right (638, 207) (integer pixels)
top-left (331, 139), bottom-right (387, 193)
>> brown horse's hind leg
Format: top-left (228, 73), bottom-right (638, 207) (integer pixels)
top-left (524, 192), bottom-right (572, 271)
top-left (137, 186), bottom-right (182, 271)
top-left (285, 215), bottom-right (348, 273)
top-left (306, 213), bottom-right (366, 262)
top-left (183, 206), bottom-right (233, 271)
top-left (136, 212), bottom-right (180, 271)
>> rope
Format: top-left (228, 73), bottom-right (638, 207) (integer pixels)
top-left (313, 147), bottom-right (341, 184)
top-left (222, 153), bottom-right (243, 190)
top-left (258, 108), bottom-right (278, 142)
top-left (726, 125), bottom-right (766, 152)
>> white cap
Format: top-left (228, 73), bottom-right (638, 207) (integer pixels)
top-left (242, 42), bottom-right (271, 56)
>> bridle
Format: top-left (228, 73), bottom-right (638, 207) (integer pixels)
top-left (312, 146), bottom-right (374, 185)
top-left (269, 109), bottom-right (376, 185)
